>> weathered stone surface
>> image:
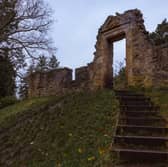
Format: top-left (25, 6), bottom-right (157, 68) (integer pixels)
top-left (89, 9), bottom-right (154, 89)
top-left (75, 66), bottom-right (89, 87)
top-left (28, 9), bottom-right (168, 97)
top-left (28, 68), bottom-right (72, 97)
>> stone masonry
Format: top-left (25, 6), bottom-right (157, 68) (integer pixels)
top-left (28, 9), bottom-right (168, 97)
top-left (28, 68), bottom-right (72, 97)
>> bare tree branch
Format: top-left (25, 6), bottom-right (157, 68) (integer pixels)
top-left (0, 0), bottom-right (56, 73)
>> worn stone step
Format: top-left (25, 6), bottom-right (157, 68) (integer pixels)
top-left (113, 148), bottom-right (168, 162)
top-left (119, 117), bottom-right (167, 126)
top-left (116, 93), bottom-right (145, 98)
top-left (120, 105), bottom-right (159, 111)
top-left (114, 135), bottom-right (168, 147)
top-left (113, 90), bottom-right (168, 165)
top-left (115, 143), bottom-right (167, 151)
top-left (118, 97), bottom-right (150, 102)
top-left (115, 164), bottom-right (166, 167)
top-left (115, 90), bottom-right (144, 96)
top-left (116, 125), bottom-right (168, 137)
top-left (120, 111), bottom-right (158, 117)
top-left (120, 101), bottom-right (153, 106)
top-left (117, 96), bottom-right (150, 101)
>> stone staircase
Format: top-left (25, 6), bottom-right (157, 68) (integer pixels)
top-left (113, 90), bottom-right (168, 167)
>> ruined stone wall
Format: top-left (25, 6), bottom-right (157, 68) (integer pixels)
top-left (127, 13), bottom-right (154, 87)
top-left (153, 44), bottom-right (168, 87)
top-left (88, 9), bottom-right (156, 89)
top-left (28, 9), bottom-right (168, 97)
top-left (75, 66), bottom-right (89, 88)
top-left (28, 68), bottom-right (72, 97)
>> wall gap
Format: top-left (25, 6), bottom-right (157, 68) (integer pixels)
top-left (113, 38), bottom-right (126, 89)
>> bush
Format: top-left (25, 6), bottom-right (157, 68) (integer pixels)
top-left (0, 96), bottom-right (18, 109)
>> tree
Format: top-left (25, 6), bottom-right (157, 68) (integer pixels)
top-left (0, 0), bottom-right (55, 74)
top-left (0, 0), bottom-right (57, 98)
top-left (0, 0), bottom-right (18, 43)
top-left (149, 19), bottom-right (168, 45)
top-left (113, 61), bottom-right (127, 90)
top-left (0, 49), bottom-right (16, 98)
top-left (35, 55), bottom-right (48, 72)
top-left (33, 54), bottom-right (60, 72)
top-left (48, 55), bottom-right (60, 69)
top-left (18, 77), bottom-right (28, 99)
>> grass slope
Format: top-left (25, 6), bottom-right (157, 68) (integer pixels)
top-left (0, 90), bottom-right (119, 167)
top-left (145, 89), bottom-right (168, 113)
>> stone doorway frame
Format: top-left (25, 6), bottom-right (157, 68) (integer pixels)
top-left (89, 9), bottom-right (154, 90)
top-left (90, 20), bottom-right (134, 89)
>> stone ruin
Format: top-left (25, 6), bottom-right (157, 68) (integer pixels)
top-left (28, 9), bottom-right (168, 97)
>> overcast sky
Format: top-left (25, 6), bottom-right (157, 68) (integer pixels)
top-left (45, 0), bottom-right (168, 71)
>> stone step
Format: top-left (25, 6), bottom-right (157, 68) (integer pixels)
top-left (119, 117), bottom-right (167, 126)
top-left (115, 143), bottom-right (167, 151)
top-left (116, 125), bottom-right (168, 136)
top-left (115, 91), bottom-right (144, 96)
top-left (114, 135), bottom-right (168, 147)
top-left (116, 94), bottom-right (145, 98)
top-left (119, 101), bottom-right (153, 106)
top-left (120, 111), bottom-right (158, 117)
top-left (113, 148), bottom-right (168, 163)
top-left (113, 90), bottom-right (168, 165)
top-left (120, 105), bottom-right (159, 111)
top-left (115, 164), bottom-right (166, 167)
top-left (117, 96), bottom-right (150, 101)
top-left (118, 97), bottom-right (151, 101)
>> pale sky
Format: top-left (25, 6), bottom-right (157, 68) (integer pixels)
top-left (45, 0), bottom-right (168, 71)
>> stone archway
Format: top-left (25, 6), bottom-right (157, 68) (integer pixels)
top-left (88, 9), bottom-right (154, 90)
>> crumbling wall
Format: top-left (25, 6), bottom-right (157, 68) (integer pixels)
top-left (88, 9), bottom-right (156, 89)
top-left (75, 66), bottom-right (89, 88)
top-left (153, 44), bottom-right (168, 87)
top-left (28, 9), bottom-right (168, 97)
top-left (28, 68), bottom-right (72, 97)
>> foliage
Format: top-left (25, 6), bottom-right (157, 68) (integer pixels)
top-left (0, 0), bottom-right (55, 74)
top-left (0, 96), bottom-right (18, 110)
top-left (144, 89), bottom-right (168, 113)
top-left (28, 54), bottom-right (60, 72)
top-left (18, 54), bottom-right (59, 99)
top-left (35, 55), bottom-right (48, 72)
top-left (18, 77), bottom-right (29, 100)
top-left (113, 61), bottom-right (127, 90)
top-left (0, 52), bottom-right (16, 98)
top-left (0, 0), bottom-right (58, 98)
top-left (0, 90), bottom-right (119, 166)
top-left (128, 87), bottom-right (168, 114)
top-left (48, 54), bottom-right (60, 69)
top-left (149, 19), bottom-right (168, 45)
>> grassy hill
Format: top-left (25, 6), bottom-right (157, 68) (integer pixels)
top-left (0, 90), bottom-right (119, 167)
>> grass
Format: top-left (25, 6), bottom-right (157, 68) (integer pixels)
top-left (144, 89), bottom-right (168, 113)
top-left (0, 90), bottom-right (119, 167)
top-left (0, 95), bottom-right (64, 125)
top-left (128, 87), bottom-right (168, 114)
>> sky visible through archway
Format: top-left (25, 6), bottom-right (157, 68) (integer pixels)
top-left (45, 0), bottom-right (168, 71)
top-left (113, 39), bottom-right (126, 76)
